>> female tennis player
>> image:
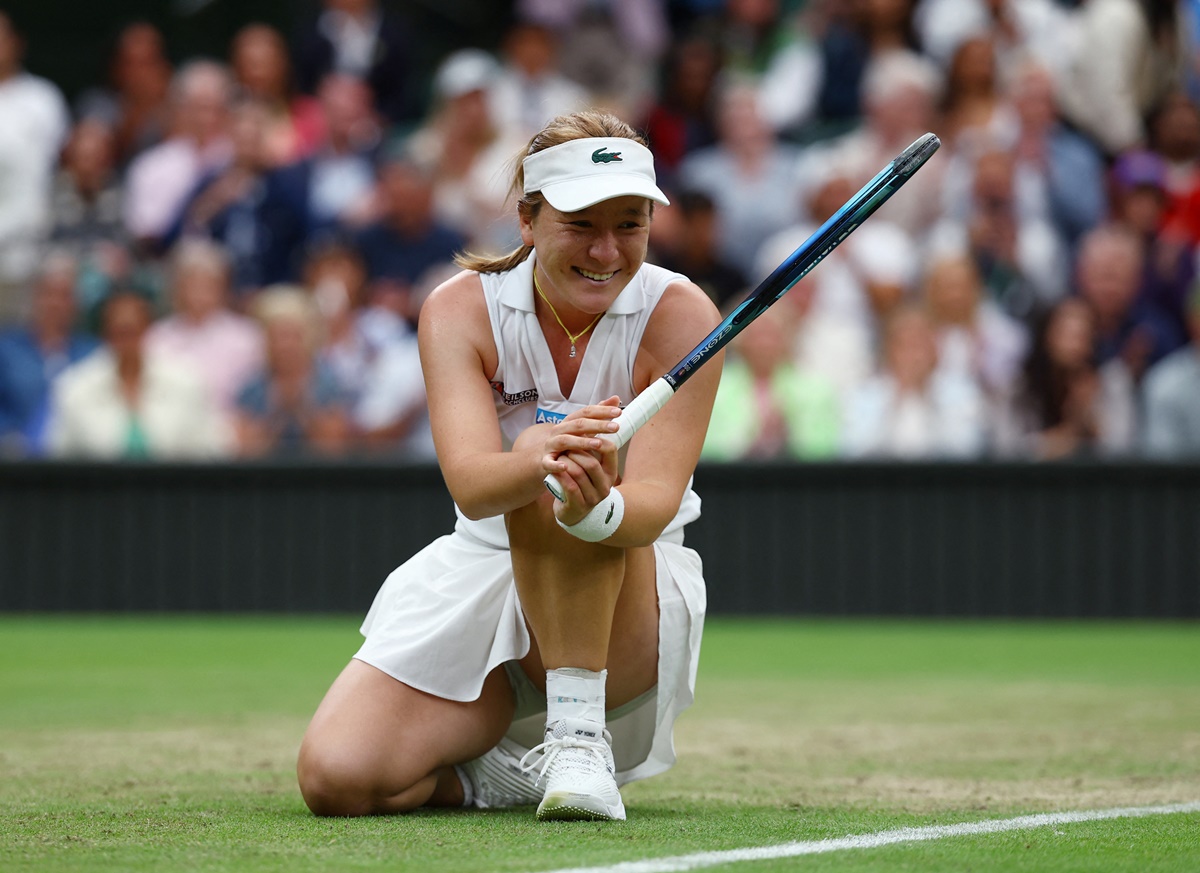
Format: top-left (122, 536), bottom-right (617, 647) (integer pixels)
top-left (297, 110), bottom-right (722, 822)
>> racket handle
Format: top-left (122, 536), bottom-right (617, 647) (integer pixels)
top-left (543, 378), bottom-right (676, 501)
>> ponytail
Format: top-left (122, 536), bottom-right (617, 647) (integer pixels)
top-left (454, 243), bottom-right (535, 274)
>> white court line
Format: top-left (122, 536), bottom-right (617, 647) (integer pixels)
top-left (534, 801), bottom-right (1200, 873)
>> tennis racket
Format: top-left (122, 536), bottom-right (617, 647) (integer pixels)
top-left (545, 132), bottom-right (941, 501)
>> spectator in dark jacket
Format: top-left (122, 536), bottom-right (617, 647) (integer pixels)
top-left (1075, 223), bottom-right (1186, 382)
top-left (291, 0), bottom-right (416, 125)
top-left (163, 97), bottom-right (292, 296)
top-left (0, 254), bottom-right (98, 457)
top-left (354, 153), bottom-right (466, 328)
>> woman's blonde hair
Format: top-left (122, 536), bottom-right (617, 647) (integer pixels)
top-left (454, 110), bottom-right (650, 274)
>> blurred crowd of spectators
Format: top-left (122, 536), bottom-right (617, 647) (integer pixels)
top-left (2, 0), bottom-right (1200, 463)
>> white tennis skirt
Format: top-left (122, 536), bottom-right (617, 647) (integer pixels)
top-left (354, 515), bottom-right (707, 785)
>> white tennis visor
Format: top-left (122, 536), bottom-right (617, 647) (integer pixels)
top-left (522, 137), bottom-right (670, 212)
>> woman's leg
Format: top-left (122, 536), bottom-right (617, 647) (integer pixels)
top-left (512, 529), bottom-right (660, 709)
top-left (506, 425), bottom-right (659, 703)
top-left (505, 430), bottom-right (661, 820)
top-left (297, 659), bottom-right (516, 817)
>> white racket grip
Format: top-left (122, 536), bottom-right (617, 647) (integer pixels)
top-left (543, 377), bottom-right (676, 501)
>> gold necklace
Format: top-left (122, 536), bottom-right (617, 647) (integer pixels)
top-left (533, 270), bottom-right (603, 358)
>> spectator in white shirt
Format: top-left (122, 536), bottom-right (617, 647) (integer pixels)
top-left (799, 49), bottom-right (946, 243)
top-left (922, 250), bottom-right (1029, 398)
top-left (488, 19), bottom-right (590, 141)
top-left (929, 145), bottom-right (1069, 320)
top-left (843, 304), bottom-right (988, 458)
top-left (0, 11), bottom-right (70, 324)
top-left (49, 290), bottom-right (228, 459)
top-left (755, 164), bottom-right (920, 386)
top-left (914, 0), bottom-right (1078, 81)
top-left (403, 49), bottom-right (526, 256)
top-left (1142, 283), bottom-right (1200, 457)
top-left (1056, 0), bottom-right (1187, 157)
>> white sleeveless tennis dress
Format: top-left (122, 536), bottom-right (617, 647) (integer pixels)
top-left (355, 254), bottom-right (707, 785)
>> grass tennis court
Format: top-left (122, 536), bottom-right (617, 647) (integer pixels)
top-left (2, 616), bottom-right (1197, 872)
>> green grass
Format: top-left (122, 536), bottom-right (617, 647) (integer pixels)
top-left (1, 616), bottom-right (1198, 872)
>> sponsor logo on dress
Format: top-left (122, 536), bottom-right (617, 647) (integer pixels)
top-left (535, 407), bottom-right (566, 424)
top-left (490, 381), bottom-right (539, 406)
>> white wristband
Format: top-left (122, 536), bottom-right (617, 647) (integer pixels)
top-left (556, 487), bottom-right (625, 542)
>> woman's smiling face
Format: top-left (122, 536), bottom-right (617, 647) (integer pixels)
top-left (521, 195), bottom-right (652, 316)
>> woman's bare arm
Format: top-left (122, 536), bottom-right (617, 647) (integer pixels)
top-left (565, 279), bottom-right (723, 548)
top-left (420, 271), bottom-right (629, 520)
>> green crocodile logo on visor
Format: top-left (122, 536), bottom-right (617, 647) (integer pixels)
top-left (592, 148), bottom-right (623, 164)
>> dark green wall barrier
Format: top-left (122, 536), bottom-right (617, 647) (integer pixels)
top-left (2, 461), bottom-right (1198, 617)
top-left (0, 462), bottom-right (453, 613)
top-left (688, 462), bottom-right (1200, 618)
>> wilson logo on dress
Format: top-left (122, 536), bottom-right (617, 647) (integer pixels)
top-left (490, 381), bottom-right (539, 406)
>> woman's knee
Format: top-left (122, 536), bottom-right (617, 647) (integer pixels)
top-left (297, 742), bottom-right (371, 817)
top-left (297, 737), bottom-right (429, 817)
top-left (295, 662), bottom-right (516, 816)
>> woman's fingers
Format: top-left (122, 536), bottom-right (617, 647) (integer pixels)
top-left (542, 416), bottom-right (620, 460)
top-left (544, 433), bottom-right (606, 461)
top-left (562, 398), bottom-right (622, 424)
top-left (561, 451), bottom-right (603, 503)
top-left (556, 415), bottom-right (621, 437)
top-left (547, 398), bottom-right (623, 459)
top-left (598, 437), bottom-right (619, 481)
top-left (541, 398), bottom-right (624, 518)
top-left (542, 432), bottom-right (619, 522)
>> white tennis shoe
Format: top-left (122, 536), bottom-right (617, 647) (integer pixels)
top-left (456, 737), bottom-right (545, 809)
top-left (521, 717), bottom-right (626, 822)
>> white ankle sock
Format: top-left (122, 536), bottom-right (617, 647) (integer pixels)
top-left (545, 667), bottom-right (606, 727)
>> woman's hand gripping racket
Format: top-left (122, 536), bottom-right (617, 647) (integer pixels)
top-left (544, 132), bottom-right (941, 501)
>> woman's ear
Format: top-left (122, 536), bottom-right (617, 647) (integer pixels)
top-left (518, 203), bottom-right (536, 248)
